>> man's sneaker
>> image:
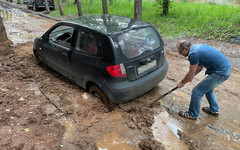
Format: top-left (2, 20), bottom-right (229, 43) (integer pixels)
top-left (179, 111), bottom-right (197, 120)
top-left (202, 107), bottom-right (219, 117)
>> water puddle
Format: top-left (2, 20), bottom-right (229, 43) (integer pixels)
top-left (152, 110), bottom-right (188, 150)
top-left (0, 3), bottom-right (55, 45)
top-left (96, 131), bottom-right (134, 150)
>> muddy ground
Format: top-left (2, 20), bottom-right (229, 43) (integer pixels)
top-left (1, 1), bottom-right (240, 150)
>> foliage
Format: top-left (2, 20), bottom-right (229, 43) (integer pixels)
top-left (50, 0), bottom-right (240, 40)
top-left (154, 0), bottom-right (173, 15)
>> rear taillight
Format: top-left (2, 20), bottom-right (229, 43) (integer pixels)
top-left (36, 0), bottom-right (40, 2)
top-left (50, 0), bottom-right (54, 2)
top-left (107, 63), bottom-right (126, 77)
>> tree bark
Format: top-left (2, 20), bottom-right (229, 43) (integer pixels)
top-left (57, 0), bottom-right (64, 16)
top-left (0, 17), bottom-right (8, 42)
top-left (44, 0), bottom-right (51, 12)
top-left (76, 0), bottom-right (83, 16)
top-left (102, 0), bottom-right (108, 14)
top-left (90, 0), bottom-right (93, 4)
top-left (134, 0), bottom-right (142, 20)
top-left (163, 0), bottom-right (169, 15)
top-left (109, 0), bottom-right (113, 5)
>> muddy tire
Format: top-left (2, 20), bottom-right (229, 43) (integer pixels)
top-left (26, 4), bottom-right (29, 9)
top-left (33, 3), bottom-right (38, 11)
top-left (34, 51), bottom-right (46, 67)
top-left (89, 85), bottom-right (116, 111)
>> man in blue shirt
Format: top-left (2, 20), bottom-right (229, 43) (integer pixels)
top-left (176, 40), bottom-right (231, 120)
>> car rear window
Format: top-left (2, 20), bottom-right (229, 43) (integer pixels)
top-left (117, 27), bottom-right (161, 59)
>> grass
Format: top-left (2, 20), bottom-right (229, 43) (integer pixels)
top-left (50, 0), bottom-right (240, 40)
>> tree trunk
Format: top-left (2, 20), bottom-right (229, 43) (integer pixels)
top-left (109, 0), bottom-right (113, 5)
top-left (163, 0), bottom-right (169, 15)
top-left (134, 0), bottom-right (142, 20)
top-left (57, 0), bottom-right (64, 16)
top-left (76, 0), bottom-right (83, 16)
top-left (0, 17), bottom-right (8, 42)
top-left (44, 0), bottom-right (51, 12)
top-left (102, 0), bottom-right (108, 14)
top-left (90, 0), bottom-right (93, 4)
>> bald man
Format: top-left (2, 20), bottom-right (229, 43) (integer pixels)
top-left (176, 40), bottom-right (231, 120)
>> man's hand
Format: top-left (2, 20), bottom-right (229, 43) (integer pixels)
top-left (178, 82), bottom-right (185, 88)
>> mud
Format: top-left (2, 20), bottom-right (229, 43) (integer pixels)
top-left (1, 1), bottom-right (240, 150)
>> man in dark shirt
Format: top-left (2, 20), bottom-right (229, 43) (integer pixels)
top-left (176, 40), bottom-right (231, 120)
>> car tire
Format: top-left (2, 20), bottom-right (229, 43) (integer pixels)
top-left (89, 85), bottom-right (115, 111)
top-left (34, 51), bottom-right (46, 67)
top-left (33, 3), bottom-right (38, 11)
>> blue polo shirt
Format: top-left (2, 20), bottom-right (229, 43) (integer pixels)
top-left (188, 44), bottom-right (231, 75)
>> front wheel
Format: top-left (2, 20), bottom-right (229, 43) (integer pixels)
top-left (34, 51), bottom-right (46, 67)
top-left (33, 3), bottom-right (38, 11)
top-left (89, 85), bottom-right (115, 111)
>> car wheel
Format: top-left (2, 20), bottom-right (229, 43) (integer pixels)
top-left (89, 85), bottom-right (115, 111)
top-left (33, 3), bottom-right (38, 11)
top-left (34, 51), bottom-right (46, 67)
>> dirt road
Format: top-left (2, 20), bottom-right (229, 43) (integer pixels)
top-left (1, 2), bottom-right (240, 150)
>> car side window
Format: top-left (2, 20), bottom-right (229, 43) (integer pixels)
top-left (75, 31), bottom-right (102, 57)
top-left (49, 25), bottom-right (74, 49)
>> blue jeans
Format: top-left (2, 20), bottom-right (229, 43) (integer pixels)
top-left (189, 69), bottom-right (231, 118)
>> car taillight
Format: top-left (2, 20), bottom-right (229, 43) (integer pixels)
top-left (50, 0), bottom-right (54, 2)
top-left (36, 0), bottom-right (40, 2)
top-left (107, 63), bottom-right (126, 77)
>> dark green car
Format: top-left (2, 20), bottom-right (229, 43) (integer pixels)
top-left (33, 15), bottom-right (168, 108)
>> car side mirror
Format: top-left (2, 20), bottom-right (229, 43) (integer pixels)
top-left (41, 36), bottom-right (48, 42)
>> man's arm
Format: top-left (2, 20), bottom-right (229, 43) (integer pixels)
top-left (178, 64), bottom-right (199, 88)
top-left (195, 66), bottom-right (203, 75)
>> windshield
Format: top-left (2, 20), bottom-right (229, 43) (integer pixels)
top-left (117, 27), bottom-right (161, 58)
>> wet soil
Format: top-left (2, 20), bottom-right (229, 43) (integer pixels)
top-left (1, 1), bottom-right (240, 150)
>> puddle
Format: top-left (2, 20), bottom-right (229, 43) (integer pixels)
top-left (96, 131), bottom-right (134, 150)
top-left (0, 9), bottom-right (12, 21)
top-left (152, 111), bottom-right (188, 150)
top-left (0, 3), bottom-right (56, 45)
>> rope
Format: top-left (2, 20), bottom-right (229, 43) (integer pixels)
top-left (206, 125), bottom-right (240, 138)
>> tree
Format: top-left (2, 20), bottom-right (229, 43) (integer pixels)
top-left (44, 0), bottom-right (51, 13)
top-left (0, 17), bottom-right (7, 42)
top-left (102, 0), bottom-right (108, 14)
top-left (57, 0), bottom-right (64, 16)
top-left (76, 0), bottom-right (83, 16)
top-left (163, 0), bottom-right (169, 15)
top-left (109, 0), bottom-right (113, 5)
top-left (155, 0), bottom-right (170, 16)
top-left (134, 0), bottom-right (142, 20)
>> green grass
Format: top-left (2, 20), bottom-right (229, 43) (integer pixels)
top-left (50, 0), bottom-right (240, 40)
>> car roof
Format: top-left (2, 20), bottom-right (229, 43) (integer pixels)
top-left (62, 14), bottom-right (151, 36)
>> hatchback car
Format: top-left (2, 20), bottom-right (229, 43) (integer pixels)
top-left (33, 15), bottom-right (168, 108)
top-left (26, 0), bottom-right (55, 11)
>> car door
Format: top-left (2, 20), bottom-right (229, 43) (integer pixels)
top-left (70, 30), bottom-right (104, 87)
top-left (42, 25), bottom-right (75, 78)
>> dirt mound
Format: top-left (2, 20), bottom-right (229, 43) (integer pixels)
top-left (0, 40), bottom-right (13, 55)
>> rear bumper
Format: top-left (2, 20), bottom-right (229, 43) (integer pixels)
top-left (103, 59), bottom-right (168, 103)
